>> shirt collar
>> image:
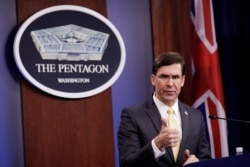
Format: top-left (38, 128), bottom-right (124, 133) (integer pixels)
top-left (153, 93), bottom-right (179, 116)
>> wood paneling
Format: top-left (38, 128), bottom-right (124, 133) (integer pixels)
top-left (150, 0), bottom-right (193, 104)
top-left (16, 0), bottom-right (115, 167)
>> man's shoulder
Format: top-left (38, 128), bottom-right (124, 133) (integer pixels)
top-left (179, 101), bottom-right (201, 113)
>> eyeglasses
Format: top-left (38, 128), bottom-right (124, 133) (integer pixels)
top-left (155, 74), bottom-right (182, 83)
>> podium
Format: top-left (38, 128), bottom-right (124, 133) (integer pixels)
top-left (186, 153), bottom-right (250, 167)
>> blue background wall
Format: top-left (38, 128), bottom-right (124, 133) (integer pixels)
top-left (107, 1), bottom-right (153, 167)
top-left (0, 0), bottom-right (24, 166)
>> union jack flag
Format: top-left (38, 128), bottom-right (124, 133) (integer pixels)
top-left (190, 0), bottom-right (229, 158)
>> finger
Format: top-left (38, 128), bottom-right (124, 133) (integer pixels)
top-left (184, 149), bottom-right (190, 159)
top-left (161, 117), bottom-right (168, 128)
top-left (171, 129), bottom-right (180, 134)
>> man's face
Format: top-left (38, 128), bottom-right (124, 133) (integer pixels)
top-left (151, 63), bottom-right (185, 106)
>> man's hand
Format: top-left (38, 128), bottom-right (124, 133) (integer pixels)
top-left (183, 149), bottom-right (199, 166)
top-left (154, 118), bottom-right (180, 150)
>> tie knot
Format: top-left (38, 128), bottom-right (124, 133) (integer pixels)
top-left (167, 107), bottom-right (174, 114)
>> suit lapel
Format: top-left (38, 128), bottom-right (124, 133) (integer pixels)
top-left (176, 102), bottom-right (189, 163)
top-left (144, 98), bottom-right (162, 133)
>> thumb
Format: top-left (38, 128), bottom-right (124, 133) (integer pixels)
top-left (161, 117), bottom-right (168, 128)
top-left (184, 149), bottom-right (190, 159)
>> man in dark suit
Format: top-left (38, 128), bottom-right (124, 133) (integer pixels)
top-left (118, 52), bottom-right (212, 167)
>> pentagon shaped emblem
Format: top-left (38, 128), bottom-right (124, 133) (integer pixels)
top-left (14, 5), bottom-right (126, 99)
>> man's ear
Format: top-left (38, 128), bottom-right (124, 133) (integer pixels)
top-left (151, 74), bottom-right (156, 86)
top-left (181, 75), bottom-right (185, 87)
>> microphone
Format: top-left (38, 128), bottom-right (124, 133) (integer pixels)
top-left (209, 115), bottom-right (250, 124)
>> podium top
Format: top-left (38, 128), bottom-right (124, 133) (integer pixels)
top-left (185, 153), bottom-right (250, 167)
